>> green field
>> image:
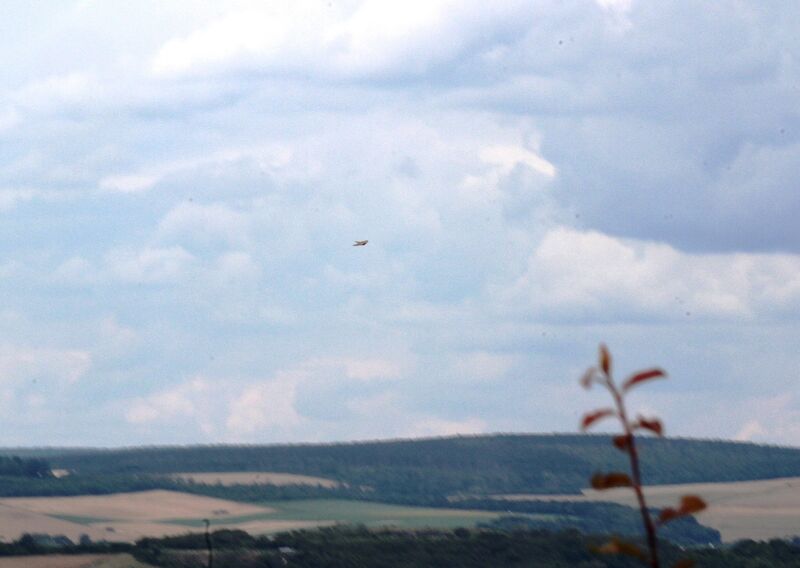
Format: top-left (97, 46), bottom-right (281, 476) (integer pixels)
top-left (49, 514), bottom-right (116, 525)
top-left (165, 499), bottom-right (556, 530)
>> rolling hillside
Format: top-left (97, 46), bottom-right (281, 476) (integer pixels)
top-left (7, 434), bottom-right (800, 500)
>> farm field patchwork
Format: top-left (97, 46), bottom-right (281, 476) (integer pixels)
top-left (493, 476), bottom-right (800, 542)
top-left (0, 490), bottom-right (270, 520)
top-left (3, 477), bottom-right (797, 544)
top-left (168, 499), bottom-right (513, 530)
top-left (0, 493), bottom-right (515, 541)
top-left (0, 490), bottom-right (274, 542)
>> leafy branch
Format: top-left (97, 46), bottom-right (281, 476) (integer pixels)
top-left (580, 344), bottom-right (706, 568)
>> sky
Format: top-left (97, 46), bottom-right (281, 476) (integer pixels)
top-left (1, 0), bottom-right (799, 447)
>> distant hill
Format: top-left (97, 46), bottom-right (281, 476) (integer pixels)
top-left (17, 434), bottom-right (800, 499)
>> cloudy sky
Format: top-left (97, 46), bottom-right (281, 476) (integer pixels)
top-left (1, 0), bottom-right (799, 447)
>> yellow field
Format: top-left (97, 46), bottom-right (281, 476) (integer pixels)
top-left (0, 503), bottom-right (112, 542)
top-left (170, 471), bottom-right (339, 487)
top-left (2, 476), bottom-right (797, 544)
top-left (1, 490), bottom-right (270, 520)
top-left (0, 490), bottom-right (275, 542)
top-left (0, 554), bottom-right (151, 567)
top-left (494, 476), bottom-right (800, 542)
top-left (0, 491), bottom-right (502, 542)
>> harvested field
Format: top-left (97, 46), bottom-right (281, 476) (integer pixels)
top-left (0, 490), bottom-right (271, 521)
top-left (493, 476), bottom-right (800, 542)
top-left (0, 503), bottom-right (111, 542)
top-left (170, 471), bottom-right (339, 487)
top-left (0, 554), bottom-right (152, 567)
top-left (78, 520), bottom-right (209, 542)
top-left (220, 519), bottom-right (334, 533)
top-left (159, 499), bottom-right (509, 532)
top-left (0, 490), bottom-right (276, 542)
top-left (0, 491), bottom-right (531, 542)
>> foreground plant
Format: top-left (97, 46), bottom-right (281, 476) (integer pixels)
top-left (580, 344), bottom-right (706, 568)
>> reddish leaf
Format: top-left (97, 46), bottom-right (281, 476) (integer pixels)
top-left (599, 344), bottom-right (612, 375)
top-left (612, 434), bottom-right (632, 452)
top-left (634, 417), bottom-right (664, 437)
top-left (593, 537), bottom-right (645, 559)
top-left (622, 368), bottom-right (666, 392)
top-left (580, 367), bottom-right (596, 389)
top-left (672, 559), bottom-right (695, 568)
top-left (678, 495), bottom-right (707, 515)
top-left (658, 507), bottom-right (680, 525)
top-left (581, 408), bottom-right (615, 431)
top-left (658, 495), bottom-right (707, 525)
top-left (591, 472), bottom-right (633, 490)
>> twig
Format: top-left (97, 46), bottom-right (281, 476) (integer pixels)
top-left (580, 344), bottom-right (706, 568)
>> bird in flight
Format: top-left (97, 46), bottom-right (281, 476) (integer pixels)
top-left (353, 240), bottom-right (368, 246)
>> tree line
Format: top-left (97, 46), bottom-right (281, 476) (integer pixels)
top-left (30, 434), bottom-right (800, 497)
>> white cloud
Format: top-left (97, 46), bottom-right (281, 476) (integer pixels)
top-left (0, 345), bottom-right (91, 385)
top-left (452, 351), bottom-right (515, 381)
top-left (0, 108), bottom-right (20, 132)
top-left (479, 145), bottom-right (556, 179)
top-left (106, 246), bottom-right (195, 284)
top-left (405, 417), bottom-right (487, 438)
top-left (12, 72), bottom-right (100, 112)
top-left (735, 419), bottom-right (768, 442)
top-left (2, 1), bottom-right (800, 447)
top-left (99, 144), bottom-right (295, 195)
top-left (97, 316), bottom-right (139, 355)
top-left (211, 251), bottom-right (260, 283)
top-left (126, 377), bottom-right (211, 426)
top-left (99, 174), bottom-right (160, 193)
top-left (152, 2), bottom-right (326, 78)
top-left (226, 373), bottom-right (303, 436)
top-left (0, 188), bottom-right (61, 211)
top-left (497, 227), bottom-right (800, 321)
top-left (325, 0), bottom-right (462, 77)
top-left (157, 202), bottom-right (251, 248)
top-left (724, 394), bottom-right (800, 445)
top-left (295, 356), bottom-right (405, 384)
top-left (53, 257), bottom-right (97, 285)
top-left (345, 392), bottom-right (488, 439)
top-left (341, 358), bottom-right (402, 381)
top-left (124, 355), bottom-right (402, 440)
top-left (595, 0), bottom-right (634, 30)
top-left (151, 0), bottom-right (532, 80)
top-left (596, 0), bottom-right (633, 9)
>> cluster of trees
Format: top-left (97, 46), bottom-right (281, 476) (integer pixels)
top-left (37, 434), bottom-right (800, 498)
top-left (128, 526), bottom-right (800, 568)
top-left (0, 455), bottom-right (51, 478)
top-left (461, 499), bottom-right (720, 546)
top-left (0, 473), bottom-right (180, 497)
top-left (0, 525), bottom-right (792, 566)
top-left (0, 532), bottom-right (129, 556)
top-left (0, 472), bottom-right (355, 499)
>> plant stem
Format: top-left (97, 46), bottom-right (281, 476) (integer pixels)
top-left (609, 382), bottom-right (659, 568)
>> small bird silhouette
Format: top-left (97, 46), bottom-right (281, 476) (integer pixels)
top-left (353, 240), bottom-right (368, 246)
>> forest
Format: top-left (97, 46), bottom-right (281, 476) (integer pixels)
top-left (0, 526), bottom-right (795, 567)
top-left (8, 434), bottom-right (800, 500)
